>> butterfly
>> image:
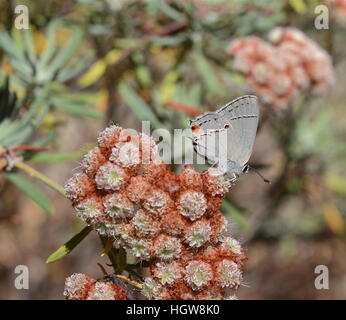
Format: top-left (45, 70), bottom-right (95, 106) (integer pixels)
top-left (189, 95), bottom-right (269, 183)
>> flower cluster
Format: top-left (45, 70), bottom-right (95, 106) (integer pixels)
top-left (329, 0), bottom-right (346, 25)
top-left (64, 125), bottom-right (246, 300)
top-left (63, 273), bottom-right (127, 300)
top-left (228, 27), bottom-right (335, 108)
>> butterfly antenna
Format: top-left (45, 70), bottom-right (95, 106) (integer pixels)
top-left (249, 166), bottom-right (271, 184)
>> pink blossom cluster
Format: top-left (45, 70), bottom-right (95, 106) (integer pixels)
top-left (64, 125), bottom-right (246, 300)
top-left (63, 273), bottom-right (127, 300)
top-left (228, 27), bottom-right (335, 108)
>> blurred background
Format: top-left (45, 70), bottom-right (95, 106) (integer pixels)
top-left (0, 0), bottom-right (345, 299)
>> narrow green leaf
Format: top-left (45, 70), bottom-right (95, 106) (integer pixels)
top-left (46, 226), bottom-right (92, 263)
top-left (39, 20), bottom-right (59, 67)
top-left (4, 172), bottom-right (54, 215)
top-left (194, 52), bottom-right (220, 95)
top-left (51, 96), bottom-right (103, 119)
top-left (57, 54), bottom-right (94, 82)
top-left (30, 151), bottom-right (84, 163)
top-left (119, 83), bottom-right (161, 129)
top-left (221, 200), bottom-right (249, 229)
top-left (47, 28), bottom-right (83, 75)
top-left (23, 29), bottom-right (37, 64)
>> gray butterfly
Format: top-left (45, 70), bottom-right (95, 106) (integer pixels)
top-left (190, 95), bottom-right (269, 183)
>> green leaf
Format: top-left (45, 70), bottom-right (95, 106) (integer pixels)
top-left (46, 226), bottom-right (93, 263)
top-left (194, 52), bottom-right (220, 95)
top-left (221, 200), bottom-right (249, 229)
top-left (39, 20), bottom-right (59, 67)
top-left (50, 96), bottom-right (103, 119)
top-left (30, 151), bottom-right (84, 163)
top-left (119, 82), bottom-right (162, 129)
top-left (4, 172), bottom-right (54, 215)
top-left (46, 27), bottom-right (83, 76)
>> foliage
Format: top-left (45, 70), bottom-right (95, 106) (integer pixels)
top-left (0, 0), bottom-right (345, 299)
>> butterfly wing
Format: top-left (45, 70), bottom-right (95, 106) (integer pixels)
top-left (218, 95), bottom-right (259, 167)
top-left (190, 95), bottom-right (259, 168)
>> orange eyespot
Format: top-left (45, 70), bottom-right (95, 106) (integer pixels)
top-left (191, 124), bottom-right (200, 132)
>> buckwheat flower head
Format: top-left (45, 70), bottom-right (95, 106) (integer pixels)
top-left (139, 133), bottom-right (159, 164)
top-left (212, 215), bottom-right (229, 243)
top-left (177, 191), bottom-right (207, 221)
top-left (143, 189), bottom-right (171, 215)
top-left (75, 197), bottom-right (104, 224)
top-left (64, 274), bottom-right (127, 300)
top-left (185, 220), bottom-right (212, 248)
top-left (142, 277), bottom-right (162, 300)
top-left (95, 162), bottom-right (127, 190)
top-left (223, 237), bottom-right (242, 255)
top-left (126, 176), bottom-right (151, 203)
top-left (202, 168), bottom-right (231, 197)
top-left (87, 281), bottom-right (126, 300)
top-left (81, 147), bottom-right (106, 178)
top-left (184, 260), bottom-right (213, 291)
top-left (153, 261), bottom-right (183, 285)
top-left (64, 173), bottom-right (94, 203)
top-left (161, 210), bottom-right (188, 237)
top-left (153, 235), bottom-right (182, 260)
top-left (97, 124), bottom-right (122, 154)
top-left (107, 223), bottom-right (133, 242)
top-left (131, 209), bottom-right (160, 238)
top-left (64, 273), bottom-right (95, 300)
top-left (103, 193), bottom-right (135, 220)
top-left (126, 238), bottom-right (152, 260)
top-left (180, 166), bottom-right (203, 191)
top-left (110, 141), bottom-right (141, 169)
top-left (216, 260), bottom-right (243, 288)
top-left (228, 27), bottom-right (335, 108)
top-left (64, 125), bottom-right (247, 300)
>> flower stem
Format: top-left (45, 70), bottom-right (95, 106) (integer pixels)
top-left (13, 160), bottom-right (66, 196)
top-left (99, 235), bottom-right (120, 274)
